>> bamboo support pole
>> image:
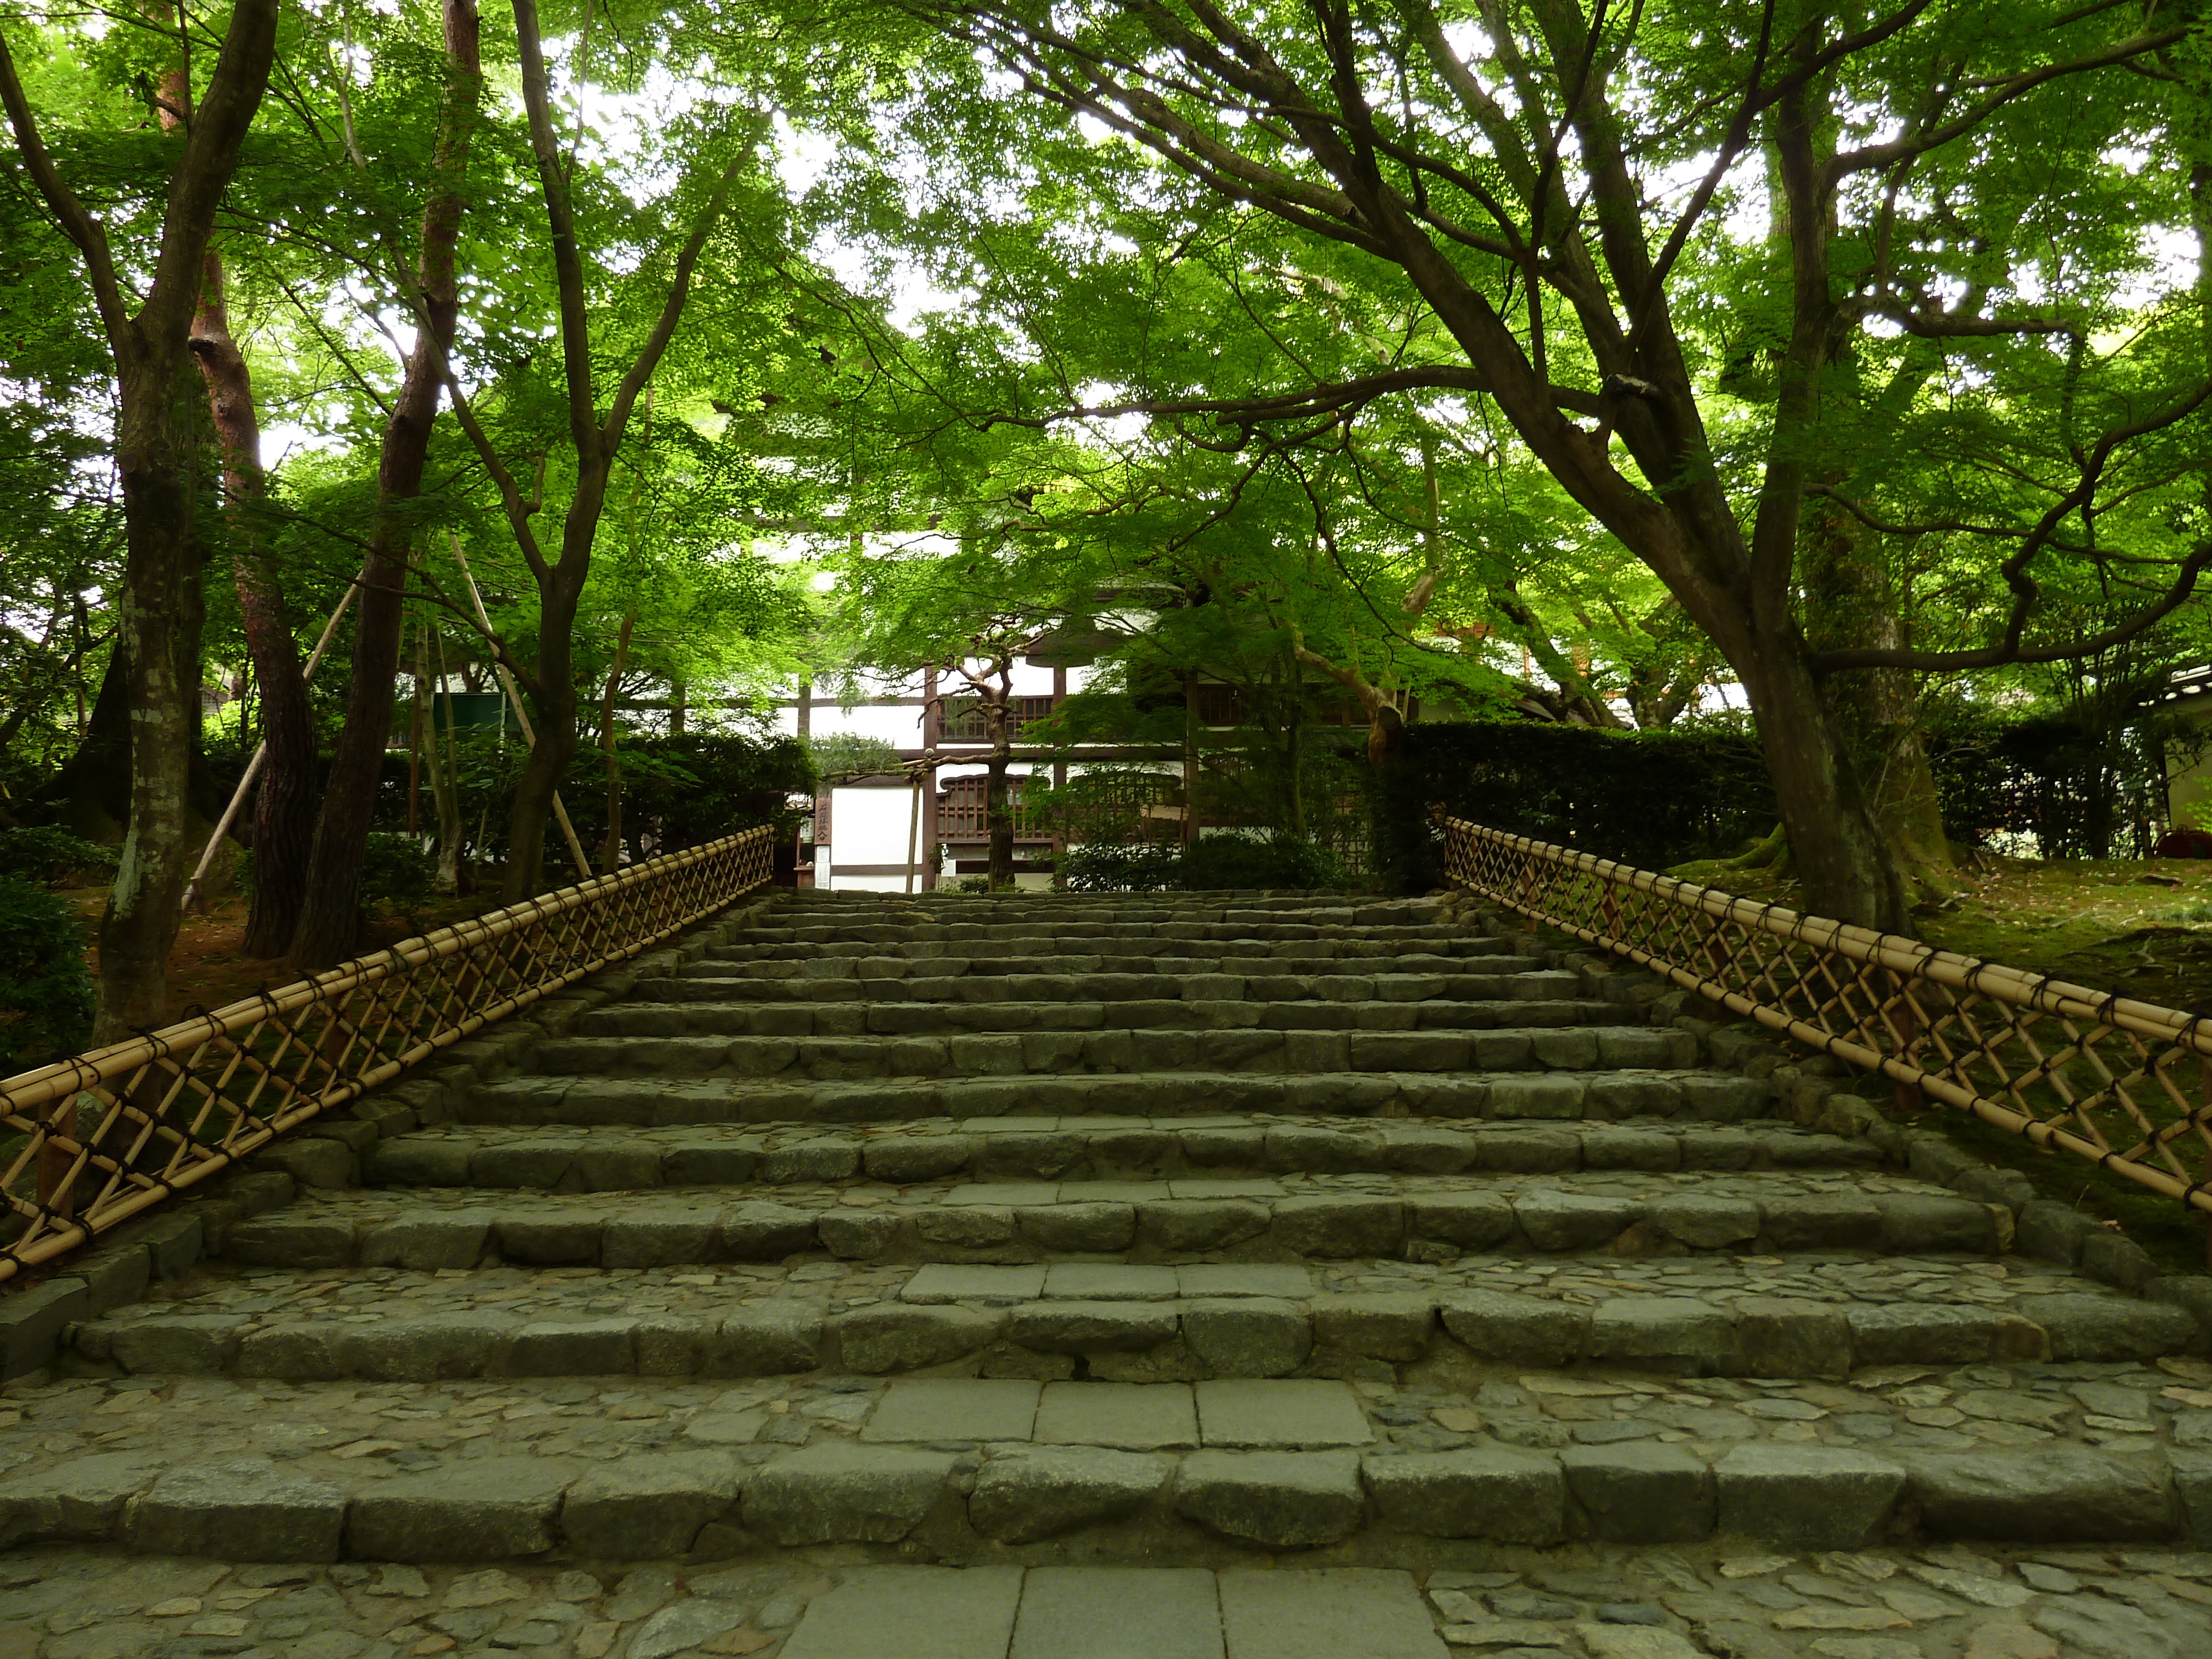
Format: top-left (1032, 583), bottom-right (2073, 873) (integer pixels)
top-left (180, 586), bottom-right (358, 911)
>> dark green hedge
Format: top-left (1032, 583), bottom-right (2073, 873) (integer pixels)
top-left (1924, 708), bottom-right (2190, 860)
top-left (1370, 723), bottom-right (1776, 891)
top-left (0, 875), bottom-right (93, 1072)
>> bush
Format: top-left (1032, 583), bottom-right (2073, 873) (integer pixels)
top-left (1062, 842), bottom-right (1186, 893)
top-left (360, 833), bottom-right (435, 902)
top-left (1181, 833), bottom-right (1345, 890)
top-left (554, 731), bottom-right (815, 857)
top-left (1061, 834), bottom-right (1344, 893)
top-left (1370, 722), bottom-right (1778, 891)
top-left (0, 826), bottom-right (117, 885)
top-left (0, 875), bottom-right (94, 1072)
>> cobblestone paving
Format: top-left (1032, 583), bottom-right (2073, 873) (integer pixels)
top-left (4, 1545), bottom-right (2209, 1658)
top-left (14, 1350), bottom-right (2212, 1484)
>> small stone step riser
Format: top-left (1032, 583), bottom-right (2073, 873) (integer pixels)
top-left (463, 1068), bottom-right (1769, 1128)
top-left (717, 925), bottom-right (1495, 947)
top-left (71, 1285), bottom-right (2201, 1386)
top-left (528, 1027), bottom-right (1700, 1082)
top-left (578, 1000), bottom-right (1631, 1040)
top-left (368, 1122), bottom-right (1876, 1190)
top-left (696, 953), bottom-right (1546, 979)
top-left (14, 1434), bottom-right (2208, 1564)
top-left (716, 933), bottom-right (1515, 962)
top-left (222, 1188), bottom-right (2005, 1271)
top-left (644, 971), bottom-right (1585, 1003)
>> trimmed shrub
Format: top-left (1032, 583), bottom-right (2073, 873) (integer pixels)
top-left (1062, 833), bottom-right (1344, 893)
top-left (0, 875), bottom-right (94, 1072)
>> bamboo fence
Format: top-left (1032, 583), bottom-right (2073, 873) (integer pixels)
top-left (1442, 817), bottom-right (2212, 1215)
top-left (0, 825), bottom-right (775, 1284)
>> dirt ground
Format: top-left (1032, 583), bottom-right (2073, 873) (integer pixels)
top-left (64, 886), bottom-right (498, 1027)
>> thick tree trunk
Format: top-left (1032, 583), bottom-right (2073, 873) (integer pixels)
top-left (1735, 623), bottom-right (1908, 933)
top-left (289, 0), bottom-right (481, 967)
top-left (95, 354), bottom-right (208, 1036)
top-left (41, 644), bottom-right (131, 836)
top-left (190, 252), bottom-right (316, 956)
top-left (1803, 499), bottom-right (1951, 897)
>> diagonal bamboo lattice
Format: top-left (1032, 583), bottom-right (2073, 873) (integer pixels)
top-left (0, 826), bottom-right (776, 1286)
top-left (1442, 817), bottom-right (2212, 1217)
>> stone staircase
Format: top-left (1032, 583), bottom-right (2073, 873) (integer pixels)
top-left (7, 888), bottom-right (2212, 1658)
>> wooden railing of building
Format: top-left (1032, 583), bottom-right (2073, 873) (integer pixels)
top-left (0, 826), bottom-right (777, 1285)
top-left (1441, 817), bottom-right (2212, 1217)
top-left (936, 775), bottom-right (1050, 842)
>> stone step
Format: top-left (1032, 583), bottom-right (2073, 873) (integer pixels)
top-left (461, 1068), bottom-right (1767, 1128)
top-left (724, 920), bottom-right (1475, 947)
top-left (773, 898), bottom-right (1449, 921)
top-left (644, 967), bottom-right (1584, 1003)
top-left (14, 1367), bottom-right (2212, 1564)
top-left (14, 1549), bottom-right (2212, 1658)
top-left (706, 940), bottom-right (1533, 970)
top-left (363, 1116), bottom-right (1879, 1191)
top-left (228, 1168), bottom-right (2013, 1271)
top-left (713, 928), bottom-right (1514, 960)
top-left (576, 997), bottom-right (1634, 1040)
top-left (524, 1025), bottom-right (1699, 1083)
top-left (80, 1244), bottom-right (2203, 1381)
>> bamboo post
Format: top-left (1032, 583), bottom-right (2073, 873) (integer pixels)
top-left (181, 585), bottom-right (358, 911)
top-left (446, 534), bottom-right (593, 881)
top-left (905, 772), bottom-right (922, 895)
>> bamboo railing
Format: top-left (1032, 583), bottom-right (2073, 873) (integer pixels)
top-left (0, 825), bottom-right (776, 1284)
top-left (1442, 817), bottom-right (2212, 1216)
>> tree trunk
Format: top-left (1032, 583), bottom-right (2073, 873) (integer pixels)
top-left (599, 609), bottom-right (634, 873)
top-left (288, 0), bottom-right (481, 968)
top-left (1, 0), bottom-right (281, 1037)
top-left (190, 251), bottom-right (316, 957)
top-left (1802, 498), bottom-right (1952, 898)
top-left (41, 643), bottom-right (131, 836)
top-left (985, 695), bottom-right (1014, 890)
top-left (1735, 623), bottom-right (1908, 933)
top-left (502, 569), bottom-right (587, 901)
top-left (95, 353), bottom-right (208, 1036)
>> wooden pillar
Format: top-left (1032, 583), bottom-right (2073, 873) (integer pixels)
top-left (796, 676), bottom-right (812, 739)
top-left (922, 669), bottom-right (941, 891)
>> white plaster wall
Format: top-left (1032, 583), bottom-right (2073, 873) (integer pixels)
top-left (825, 784), bottom-right (927, 889)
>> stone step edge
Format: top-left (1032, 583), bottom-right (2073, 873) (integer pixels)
top-left (582, 998), bottom-right (1629, 1034)
top-left (6, 1434), bottom-right (2209, 1563)
top-left (67, 1283), bottom-right (2208, 1384)
top-left (446, 1069), bottom-right (1817, 1132)
top-left (220, 1187), bottom-right (2015, 1272)
top-left (520, 1026), bottom-right (1701, 1083)
top-left (356, 1120), bottom-right (1882, 1191)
